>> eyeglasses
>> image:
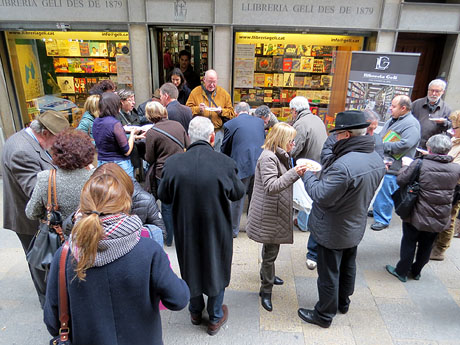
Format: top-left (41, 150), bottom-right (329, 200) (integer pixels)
top-left (428, 88), bottom-right (443, 94)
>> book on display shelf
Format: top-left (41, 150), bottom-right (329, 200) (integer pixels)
top-left (272, 56), bottom-right (283, 71)
top-left (276, 44), bottom-right (285, 55)
top-left (291, 58), bottom-right (301, 72)
top-left (68, 41), bottom-right (81, 57)
top-left (256, 57), bottom-right (273, 72)
top-left (283, 73), bottom-right (295, 87)
top-left (254, 73), bottom-right (265, 87)
top-left (263, 43), bottom-right (276, 56)
top-left (79, 42), bottom-right (90, 56)
top-left (298, 45), bottom-right (311, 56)
top-left (282, 58), bottom-right (293, 72)
top-left (284, 44), bottom-right (297, 56)
top-left (264, 74), bottom-right (274, 87)
top-left (273, 73), bottom-right (284, 87)
top-left (294, 76), bottom-right (304, 88)
top-left (300, 57), bottom-right (314, 72)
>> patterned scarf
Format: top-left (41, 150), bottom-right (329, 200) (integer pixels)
top-left (72, 213), bottom-right (143, 267)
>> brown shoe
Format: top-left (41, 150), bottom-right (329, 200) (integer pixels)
top-left (430, 247), bottom-right (445, 261)
top-left (207, 304), bottom-right (228, 336)
top-left (190, 313), bottom-right (202, 325)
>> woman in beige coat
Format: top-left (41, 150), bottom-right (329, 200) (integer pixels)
top-left (246, 123), bottom-right (306, 312)
top-left (430, 110), bottom-right (460, 260)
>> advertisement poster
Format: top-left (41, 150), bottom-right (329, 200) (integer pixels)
top-left (346, 51), bottom-right (420, 122)
top-left (234, 44), bottom-right (255, 88)
top-left (15, 39), bottom-right (44, 100)
top-left (116, 55), bottom-right (132, 84)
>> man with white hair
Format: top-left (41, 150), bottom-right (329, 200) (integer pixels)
top-left (186, 69), bottom-right (235, 151)
top-left (158, 116), bottom-right (244, 336)
top-left (2, 110), bottom-right (69, 307)
top-left (412, 79), bottom-right (452, 150)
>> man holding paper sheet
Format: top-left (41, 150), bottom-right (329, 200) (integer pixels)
top-left (370, 95), bottom-right (421, 231)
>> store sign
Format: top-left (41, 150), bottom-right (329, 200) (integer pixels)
top-left (233, 0), bottom-right (381, 28)
top-left (0, 0), bottom-right (128, 21)
top-left (349, 52), bottom-right (420, 87)
top-left (346, 51), bottom-right (420, 121)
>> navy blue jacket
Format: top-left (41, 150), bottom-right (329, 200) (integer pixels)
top-left (44, 238), bottom-right (189, 345)
top-left (221, 113), bottom-right (265, 180)
top-left (166, 100), bottom-right (193, 132)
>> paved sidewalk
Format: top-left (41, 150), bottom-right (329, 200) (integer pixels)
top-left (1, 198), bottom-right (460, 344)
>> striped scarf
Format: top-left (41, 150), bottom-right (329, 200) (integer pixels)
top-left (72, 213), bottom-right (143, 267)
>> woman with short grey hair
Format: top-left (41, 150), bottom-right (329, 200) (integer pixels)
top-left (386, 134), bottom-right (460, 282)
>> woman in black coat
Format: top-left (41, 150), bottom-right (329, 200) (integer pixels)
top-left (169, 67), bottom-right (191, 105)
top-left (386, 134), bottom-right (460, 282)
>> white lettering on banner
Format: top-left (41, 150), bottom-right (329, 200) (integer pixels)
top-left (0, 0), bottom-right (122, 9)
top-left (239, 2), bottom-right (375, 16)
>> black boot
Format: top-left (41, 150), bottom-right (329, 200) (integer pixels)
top-left (259, 292), bottom-right (273, 312)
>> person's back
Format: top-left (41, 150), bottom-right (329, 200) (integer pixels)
top-left (44, 171), bottom-right (189, 345)
top-left (166, 100), bottom-right (193, 132)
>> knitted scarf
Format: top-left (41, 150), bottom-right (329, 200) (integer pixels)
top-left (72, 213), bottom-right (143, 267)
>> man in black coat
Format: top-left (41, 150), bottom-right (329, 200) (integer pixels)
top-left (298, 111), bottom-right (385, 328)
top-left (160, 82), bottom-right (193, 132)
top-left (158, 116), bottom-right (245, 336)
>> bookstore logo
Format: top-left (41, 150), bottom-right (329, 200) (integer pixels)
top-left (174, 0), bottom-right (187, 21)
top-left (375, 56), bottom-right (390, 71)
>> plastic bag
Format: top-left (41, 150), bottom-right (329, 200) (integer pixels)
top-left (293, 179), bottom-right (313, 213)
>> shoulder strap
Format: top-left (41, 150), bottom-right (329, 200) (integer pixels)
top-left (409, 159), bottom-right (423, 185)
top-left (151, 126), bottom-right (185, 150)
top-left (46, 170), bottom-right (53, 212)
top-left (201, 84), bottom-right (218, 108)
top-left (50, 169), bottom-right (59, 211)
top-left (58, 242), bottom-right (70, 343)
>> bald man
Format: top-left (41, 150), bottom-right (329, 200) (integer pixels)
top-left (186, 69), bottom-right (235, 151)
top-left (370, 95), bottom-right (421, 231)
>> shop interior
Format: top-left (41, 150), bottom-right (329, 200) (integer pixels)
top-left (156, 27), bottom-right (210, 87)
top-left (3, 31), bottom-right (132, 127)
top-left (232, 32), bottom-right (364, 129)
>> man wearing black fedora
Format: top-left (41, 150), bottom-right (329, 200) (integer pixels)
top-left (298, 110), bottom-right (385, 328)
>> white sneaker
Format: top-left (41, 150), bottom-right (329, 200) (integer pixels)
top-left (306, 259), bottom-right (317, 270)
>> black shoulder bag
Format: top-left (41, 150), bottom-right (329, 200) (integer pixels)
top-left (391, 159), bottom-right (423, 219)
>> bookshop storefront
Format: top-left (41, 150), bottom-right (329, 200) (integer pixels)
top-left (3, 30), bottom-right (132, 127)
top-left (232, 31), bottom-right (367, 128)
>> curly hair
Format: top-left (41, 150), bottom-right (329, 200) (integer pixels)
top-left (51, 129), bottom-right (95, 170)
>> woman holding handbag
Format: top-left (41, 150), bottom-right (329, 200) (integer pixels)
top-left (386, 134), bottom-right (460, 282)
top-left (44, 167), bottom-right (190, 345)
top-left (246, 123), bottom-right (307, 312)
top-left (26, 129), bottom-right (95, 225)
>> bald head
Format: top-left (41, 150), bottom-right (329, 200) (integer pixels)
top-left (390, 95), bottom-right (412, 119)
top-left (204, 69), bottom-right (218, 92)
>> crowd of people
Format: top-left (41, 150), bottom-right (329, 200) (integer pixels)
top-left (2, 70), bottom-right (460, 344)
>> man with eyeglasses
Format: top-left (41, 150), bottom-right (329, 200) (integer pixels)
top-left (412, 79), bottom-right (452, 150)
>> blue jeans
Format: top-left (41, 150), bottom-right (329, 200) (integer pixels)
top-left (372, 174), bottom-right (399, 226)
top-left (143, 224), bottom-right (164, 247)
top-left (98, 159), bottom-right (134, 179)
top-left (307, 233), bottom-right (318, 262)
top-left (189, 289), bottom-right (225, 323)
top-left (297, 210), bottom-right (309, 232)
top-left (231, 176), bottom-right (252, 236)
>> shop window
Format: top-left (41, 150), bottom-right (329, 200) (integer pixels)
top-left (233, 32), bottom-right (363, 129)
top-left (5, 31), bottom-right (132, 127)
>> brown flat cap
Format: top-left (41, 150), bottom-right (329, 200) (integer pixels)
top-left (37, 110), bottom-right (70, 135)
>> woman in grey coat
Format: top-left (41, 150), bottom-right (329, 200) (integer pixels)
top-left (26, 129), bottom-right (95, 222)
top-left (246, 123), bottom-right (306, 312)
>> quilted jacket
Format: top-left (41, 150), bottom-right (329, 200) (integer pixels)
top-left (246, 147), bottom-right (300, 244)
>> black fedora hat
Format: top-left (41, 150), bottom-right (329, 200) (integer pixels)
top-left (329, 110), bottom-right (370, 132)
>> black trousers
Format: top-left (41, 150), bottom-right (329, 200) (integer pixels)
top-left (16, 233), bottom-right (47, 308)
top-left (395, 222), bottom-right (438, 277)
top-left (260, 243), bottom-right (280, 294)
top-left (314, 243), bottom-right (357, 324)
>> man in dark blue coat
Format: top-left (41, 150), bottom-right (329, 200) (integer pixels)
top-left (160, 82), bottom-right (193, 132)
top-left (221, 102), bottom-right (265, 238)
top-left (298, 111), bottom-right (386, 328)
top-left (158, 116), bottom-right (245, 336)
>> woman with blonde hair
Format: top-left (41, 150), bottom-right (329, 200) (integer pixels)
top-left (145, 101), bottom-right (190, 247)
top-left (246, 122), bottom-right (307, 312)
top-left (44, 168), bottom-right (189, 345)
top-left (77, 94), bottom-right (99, 141)
top-left (430, 110), bottom-right (460, 260)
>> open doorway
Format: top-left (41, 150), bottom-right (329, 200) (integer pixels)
top-left (155, 27), bottom-right (211, 90)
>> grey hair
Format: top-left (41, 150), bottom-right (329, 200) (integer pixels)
top-left (427, 134), bottom-right (452, 154)
top-left (348, 128), bottom-right (367, 137)
top-left (160, 82), bottom-right (179, 99)
top-left (289, 96), bottom-right (310, 113)
top-left (117, 89), bottom-right (135, 100)
top-left (29, 119), bottom-right (46, 134)
top-left (189, 116), bottom-right (214, 144)
top-left (363, 109), bottom-right (380, 122)
top-left (234, 102), bottom-right (250, 114)
top-left (396, 95), bottom-right (412, 111)
top-left (429, 79), bottom-right (447, 91)
top-left (254, 105), bottom-right (271, 119)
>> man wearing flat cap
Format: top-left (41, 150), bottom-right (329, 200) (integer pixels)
top-left (2, 110), bottom-right (69, 307)
top-left (297, 110), bottom-right (385, 328)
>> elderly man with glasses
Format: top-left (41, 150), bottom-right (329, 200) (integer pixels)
top-left (412, 79), bottom-right (452, 150)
